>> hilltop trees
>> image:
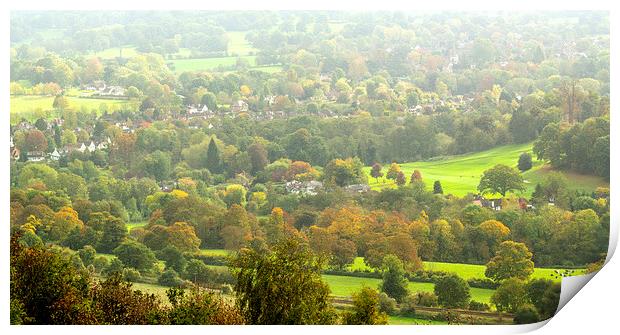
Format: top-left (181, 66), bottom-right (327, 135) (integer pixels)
top-left (478, 164), bottom-right (525, 197)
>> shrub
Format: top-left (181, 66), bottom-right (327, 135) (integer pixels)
top-left (433, 310), bottom-right (461, 324)
top-left (399, 295), bottom-right (417, 317)
top-left (468, 300), bottom-right (490, 311)
top-left (514, 304), bottom-right (540, 324)
top-left (159, 269), bottom-right (184, 287)
top-left (434, 274), bottom-right (471, 308)
top-left (411, 291), bottom-right (439, 307)
top-left (378, 292), bottom-right (397, 315)
top-left (122, 267), bottom-right (142, 282)
top-left (93, 256), bottom-right (110, 273)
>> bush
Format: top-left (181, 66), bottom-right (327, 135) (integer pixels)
top-left (399, 295), bottom-right (417, 317)
top-left (93, 255), bottom-right (110, 273)
top-left (514, 304), bottom-right (540, 324)
top-left (378, 292), bottom-right (397, 315)
top-left (468, 300), bottom-right (490, 311)
top-left (104, 258), bottom-right (124, 276)
top-left (411, 291), bottom-right (439, 307)
top-left (158, 269), bottom-right (184, 287)
top-left (434, 274), bottom-right (471, 308)
top-left (433, 310), bottom-right (461, 324)
top-left (122, 267), bottom-right (141, 282)
top-left (220, 284), bottom-right (234, 295)
top-left (78, 245), bottom-right (97, 266)
top-left (467, 278), bottom-right (499, 289)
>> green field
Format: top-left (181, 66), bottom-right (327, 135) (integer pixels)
top-left (127, 221), bottom-right (148, 232)
top-left (322, 274), bottom-right (494, 304)
top-left (387, 315), bottom-right (447, 325)
top-left (364, 142), bottom-right (608, 196)
top-left (169, 55), bottom-right (256, 72)
top-left (10, 95), bottom-right (136, 123)
top-left (199, 248), bottom-right (232, 257)
top-left (227, 31), bottom-right (257, 56)
top-left (348, 257), bottom-right (581, 283)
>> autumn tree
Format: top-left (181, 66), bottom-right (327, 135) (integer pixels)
top-left (410, 169), bottom-right (422, 183)
top-left (24, 129), bottom-right (48, 153)
top-left (478, 164), bottom-right (525, 197)
top-left (385, 163), bottom-right (401, 181)
top-left (485, 241), bottom-right (534, 282)
top-left (395, 171), bottom-right (406, 186)
top-left (370, 163), bottom-right (383, 182)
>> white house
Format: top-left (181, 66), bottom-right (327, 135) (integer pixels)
top-left (49, 149), bottom-right (61, 161)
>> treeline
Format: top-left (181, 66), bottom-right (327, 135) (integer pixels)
top-left (534, 117), bottom-right (609, 178)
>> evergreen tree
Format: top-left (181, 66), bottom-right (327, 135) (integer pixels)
top-left (206, 137), bottom-right (221, 174)
top-left (518, 152), bottom-right (533, 172)
top-left (433, 180), bottom-right (444, 194)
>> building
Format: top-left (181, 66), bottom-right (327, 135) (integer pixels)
top-left (286, 180), bottom-right (324, 196)
top-left (231, 100), bottom-right (249, 113)
top-left (345, 184), bottom-right (371, 193)
top-left (49, 149), bottom-right (61, 161)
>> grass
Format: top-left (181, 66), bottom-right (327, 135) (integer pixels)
top-left (126, 221), bottom-right (148, 232)
top-left (199, 249), bottom-right (231, 257)
top-left (88, 46), bottom-right (139, 59)
top-left (10, 95), bottom-right (136, 123)
top-left (131, 281), bottom-right (171, 301)
top-left (364, 142), bottom-right (608, 196)
top-left (227, 31), bottom-right (257, 56)
top-left (387, 315), bottom-right (447, 325)
top-left (322, 274), bottom-right (495, 304)
top-left (348, 257), bottom-right (582, 283)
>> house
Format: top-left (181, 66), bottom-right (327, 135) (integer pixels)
top-left (78, 143), bottom-right (87, 153)
top-left (88, 141), bottom-right (97, 152)
top-left (285, 180), bottom-right (324, 196)
top-left (27, 151), bottom-right (46, 162)
top-left (345, 184), bottom-right (371, 193)
top-left (472, 195), bottom-right (502, 211)
top-left (231, 100), bottom-right (249, 113)
top-left (49, 149), bottom-right (61, 161)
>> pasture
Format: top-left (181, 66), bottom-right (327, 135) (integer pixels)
top-left (364, 142), bottom-right (608, 196)
top-left (322, 274), bottom-right (495, 304)
top-left (10, 95), bottom-right (135, 123)
top-left (169, 55), bottom-right (256, 72)
top-left (348, 257), bottom-right (582, 283)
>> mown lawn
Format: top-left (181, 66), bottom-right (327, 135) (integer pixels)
top-left (227, 31), bottom-right (257, 56)
top-left (364, 142), bottom-right (608, 196)
top-left (126, 221), bottom-right (148, 232)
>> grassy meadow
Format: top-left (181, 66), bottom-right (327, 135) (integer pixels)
top-left (364, 142), bottom-right (608, 196)
top-left (10, 95), bottom-right (136, 123)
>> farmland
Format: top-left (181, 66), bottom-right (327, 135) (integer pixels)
top-left (364, 142), bottom-right (608, 196)
top-left (10, 95), bottom-right (136, 123)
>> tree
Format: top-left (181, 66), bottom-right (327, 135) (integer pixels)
top-left (433, 180), bottom-right (444, 194)
top-left (514, 304), bottom-right (540, 324)
top-left (395, 171), bottom-right (406, 186)
top-left (200, 92), bottom-right (218, 110)
top-left (206, 137), bottom-right (221, 174)
top-left (97, 213), bottom-right (127, 253)
top-left (370, 163), bottom-right (383, 182)
top-left (485, 241), bottom-right (534, 282)
top-left (517, 153), bottom-right (533, 172)
top-left (434, 274), bottom-right (470, 308)
top-left (410, 170), bottom-right (422, 183)
top-left (157, 245), bottom-right (187, 273)
top-left (379, 255), bottom-right (409, 303)
top-left (248, 142), bottom-right (269, 174)
top-left (526, 279), bottom-right (555, 315)
top-left (166, 287), bottom-right (243, 324)
top-left (223, 184), bottom-right (247, 208)
top-left (52, 95), bottom-right (69, 111)
top-left (385, 163), bottom-right (401, 181)
top-left (322, 157), bottom-right (367, 187)
top-left (491, 278), bottom-right (528, 312)
top-left (477, 164), bottom-right (525, 197)
top-left (231, 238), bottom-right (336, 324)
top-left (342, 287), bottom-right (388, 325)
top-left (24, 129), bottom-right (48, 153)
top-left (112, 240), bottom-right (156, 272)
